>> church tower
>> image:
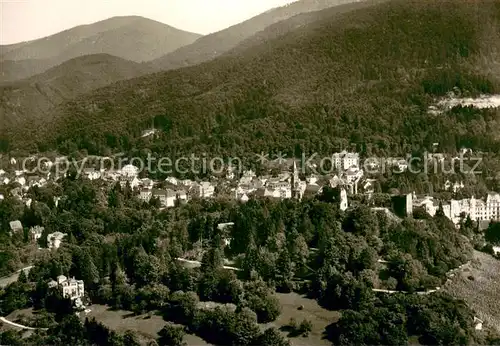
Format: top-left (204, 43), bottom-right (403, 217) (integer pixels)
top-left (291, 160), bottom-right (301, 200)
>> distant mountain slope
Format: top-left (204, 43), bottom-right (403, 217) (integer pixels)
top-left (226, 0), bottom-right (386, 56)
top-left (6, 0), bottom-right (500, 158)
top-left (149, 0), bottom-right (362, 71)
top-left (0, 16), bottom-right (201, 81)
top-left (1, 54), bottom-right (153, 132)
top-left (0, 59), bottom-right (52, 83)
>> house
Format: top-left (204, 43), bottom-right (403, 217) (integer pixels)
top-left (139, 178), bottom-right (154, 190)
top-left (396, 159), bottom-right (408, 172)
top-left (165, 177), bottom-right (179, 186)
top-left (474, 317), bottom-right (483, 331)
top-left (306, 175), bottom-right (319, 185)
top-left (329, 175), bottom-right (344, 188)
top-left (0, 169), bottom-right (5, 176)
top-left (139, 189), bottom-right (153, 203)
top-left (236, 192), bottom-right (249, 203)
top-left (176, 190), bottom-right (188, 203)
top-left (10, 157), bottom-right (16, 165)
top-left (332, 151), bottom-right (360, 171)
top-left (303, 183), bottom-right (322, 199)
top-left (15, 176), bottom-right (26, 186)
top-left (9, 220), bottom-right (23, 235)
top-left (344, 167), bottom-right (364, 183)
top-left (0, 193), bottom-right (3, 201)
top-left (29, 226), bottom-right (44, 243)
top-left (119, 175), bottom-right (140, 189)
top-left (413, 195), bottom-right (437, 217)
top-left (10, 187), bottom-right (22, 198)
top-left (1, 177), bottom-right (10, 185)
top-left (27, 175), bottom-right (46, 188)
top-left (192, 182), bottom-right (215, 198)
top-left (362, 180), bottom-right (375, 194)
top-left (120, 164), bottom-right (139, 178)
top-left (104, 170), bottom-right (121, 181)
top-left (82, 168), bottom-right (101, 180)
top-left (48, 275), bottom-right (85, 300)
top-left (225, 166), bottom-right (236, 180)
top-left (47, 232), bottom-right (67, 249)
top-left (152, 189), bottom-right (177, 208)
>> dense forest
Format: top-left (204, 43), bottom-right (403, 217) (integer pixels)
top-left (3, 0), bottom-right (500, 161)
top-left (1, 177), bottom-right (499, 345)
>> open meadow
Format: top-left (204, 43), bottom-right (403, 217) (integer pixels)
top-left (444, 250), bottom-right (500, 332)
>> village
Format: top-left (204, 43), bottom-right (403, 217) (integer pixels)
top-left (1, 148), bottom-right (500, 242)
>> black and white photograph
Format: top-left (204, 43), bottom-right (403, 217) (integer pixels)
top-left (1, 0), bottom-right (500, 345)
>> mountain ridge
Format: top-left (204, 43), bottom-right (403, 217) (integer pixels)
top-left (0, 16), bottom-right (202, 82)
top-left (148, 0), bottom-right (363, 71)
top-left (0, 53), bottom-right (153, 135)
top-left (4, 0), bottom-right (500, 158)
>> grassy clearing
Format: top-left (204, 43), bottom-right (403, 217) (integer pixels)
top-left (444, 250), bottom-right (500, 332)
top-left (265, 292), bottom-right (340, 346)
top-left (84, 304), bottom-right (210, 346)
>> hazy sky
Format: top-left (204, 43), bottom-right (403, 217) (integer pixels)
top-left (1, 0), bottom-right (297, 44)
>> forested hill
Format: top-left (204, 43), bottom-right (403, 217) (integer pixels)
top-left (0, 54), bottom-right (153, 136)
top-left (148, 0), bottom-right (361, 72)
top-left (224, 0), bottom-right (387, 56)
top-left (0, 16), bottom-right (201, 82)
top-left (6, 0), bottom-right (500, 157)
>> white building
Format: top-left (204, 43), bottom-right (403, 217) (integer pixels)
top-left (340, 188), bottom-right (348, 211)
top-left (82, 168), bottom-right (101, 180)
top-left (47, 232), bottom-right (67, 249)
top-left (49, 275), bottom-right (85, 300)
top-left (344, 166), bottom-right (363, 184)
top-left (412, 192), bottom-right (500, 225)
top-left (165, 177), bottom-right (179, 186)
top-left (119, 176), bottom-right (140, 189)
top-left (9, 220), bottom-right (23, 235)
top-left (120, 164), bottom-right (139, 178)
top-left (139, 178), bottom-right (154, 190)
top-left (192, 182), bottom-right (215, 198)
top-left (29, 226), bottom-right (44, 243)
top-left (153, 189), bottom-right (177, 207)
top-left (332, 151), bottom-right (360, 171)
top-left (139, 189), bottom-right (153, 203)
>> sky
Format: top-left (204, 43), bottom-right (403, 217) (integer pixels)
top-left (0, 0), bottom-right (297, 45)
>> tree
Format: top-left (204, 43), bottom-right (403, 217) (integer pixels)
top-left (17, 270), bottom-right (28, 284)
top-left (258, 328), bottom-right (290, 346)
top-left (298, 319), bottom-right (313, 337)
top-left (123, 330), bottom-right (141, 346)
top-left (158, 324), bottom-right (186, 346)
top-left (231, 308), bottom-right (262, 346)
top-left (485, 222), bottom-right (500, 245)
top-left (47, 314), bottom-right (86, 345)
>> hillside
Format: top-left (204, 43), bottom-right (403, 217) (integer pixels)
top-left (0, 54), bottom-right (153, 133)
top-left (5, 0), bottom-right (500, 158)
top-left (148, 0), bottom-right (362, 71)
top-left (226, 0), bottom-right (387, 56)
top-left (0, 16), bottom-right (201, 82)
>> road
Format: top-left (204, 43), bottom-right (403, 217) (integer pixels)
top-left (0, 266), bottom-right (33, 288)
top-left (175, 258), bottom-right (242, 271)
top-left (0, 316), bottom-right (47, 331)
